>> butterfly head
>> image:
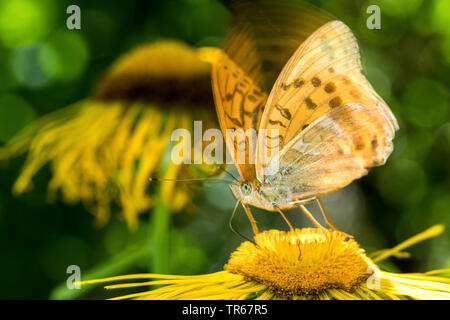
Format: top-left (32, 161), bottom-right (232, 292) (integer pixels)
top-left (230, 180), bottom-right (253, 199)
top-left (230, 180), bottom-right (279, 211)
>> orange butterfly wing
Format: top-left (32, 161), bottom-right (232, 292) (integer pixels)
top-left (263, 103), bottom-right (397, 200)
top-left (212, 1), bottom-right (332, 181)
top-left (212, 54), bottom-right (266, 181)
top-left (256, 20), bottom-right (398, 180)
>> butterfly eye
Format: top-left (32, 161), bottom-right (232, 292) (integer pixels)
top-left (240, 183), bottom-right (252, 196)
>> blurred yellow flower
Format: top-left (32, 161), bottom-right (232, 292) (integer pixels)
top-left (0, 40), bottom-right (221, 229)
top-left (80, 225), bottom-right (450, 300)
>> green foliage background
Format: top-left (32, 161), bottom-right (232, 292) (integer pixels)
top-left (0, 0), bottom-right (449, 299)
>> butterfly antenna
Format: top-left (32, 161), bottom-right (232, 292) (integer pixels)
top-left (149, 177), bottom-right (231, 183)
top-left (229, 201), bottom-right (255, 244)
top-left (220, 167), bottom-right (239, 181)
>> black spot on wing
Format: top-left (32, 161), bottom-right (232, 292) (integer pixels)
top-left (329, 96), bottom-right (342, 108)
top-left (293, 79), bottom-right (304, 88)
top-left (247, 94), bottom-right (257, 102)
top-left (252, 89), bottom-right (262, 96)
top-left (305, 97), bottom-right (317, 110)
top-left (281, 83), bottom-right (290, 90)
top-left (324, 82), bottom-right (336, 93)
top-left (269, 119), bottom-right (286, 128)
top-left (275, 104), bottom-right (292, 120)
top-left (311, 77), bottom-right (322, 87)
top-left (225, 112), bottom-right (242, 127)
top-left (371, 139), bottom-right (378, 149)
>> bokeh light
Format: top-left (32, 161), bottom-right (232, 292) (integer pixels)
top-left (431, 0), bottom-right (450, 36)
top-left (11, 42), bottom-right (55, 88)
top-left (43, 29), bottom-right (89, 82)
top-left (0, 0), bottom-right (54, 48)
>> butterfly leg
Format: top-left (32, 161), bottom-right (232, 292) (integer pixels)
top-left (298, 204), bottom-right (326, 229)
top-left (314, 197), bottom-right (353, 238)
top-left (274, 206), bottom-right (294, 231)
top-left (314, 197), bottom-right (339, 230)
top-left (229, 201), bottom-right (255, 243)
top-left (242, 203), bottom-right (259, 235)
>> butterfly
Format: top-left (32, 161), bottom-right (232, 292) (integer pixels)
top-left (212, 2), bottom-right (398, 235)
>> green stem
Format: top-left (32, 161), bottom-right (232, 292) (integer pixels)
top-left (149, 197), bottom-right (171, 274)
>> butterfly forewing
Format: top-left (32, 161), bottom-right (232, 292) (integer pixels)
top-left (212, 53), bottom-right (267, 181)
top-left (256, 20), bottom-right (398, 179)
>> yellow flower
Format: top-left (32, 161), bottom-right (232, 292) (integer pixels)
top-left (79, 225), bottom-right (450, 300)
top-left (0, 40), bottom-right (221, 229)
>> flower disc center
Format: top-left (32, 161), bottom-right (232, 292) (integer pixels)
top-left (224, 228), bottom-right (373, 297)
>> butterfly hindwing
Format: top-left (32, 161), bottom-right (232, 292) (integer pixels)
top-left (264, 103), bottom-right (396, 200)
